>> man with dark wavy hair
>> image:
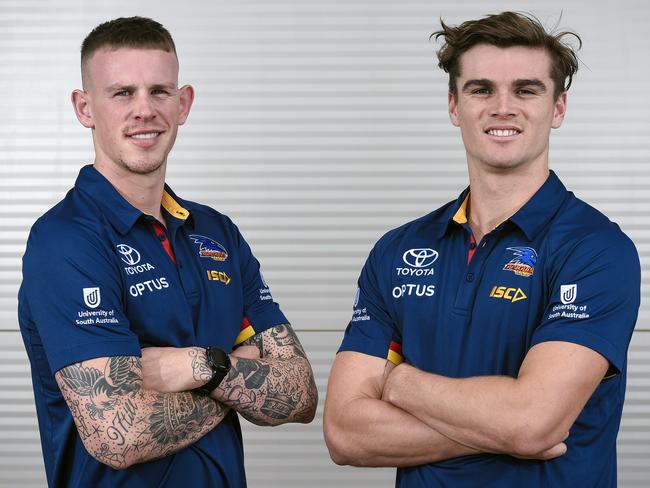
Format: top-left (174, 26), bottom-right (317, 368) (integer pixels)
top-left (19, 16), bottom-right (316, 487)
top-left (324, 11), bottom-right (639, 487)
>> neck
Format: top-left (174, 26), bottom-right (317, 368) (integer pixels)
top-left (94, 160), bottom-right (167, 224)
top-left (466, 160), bottom-right (549, 243)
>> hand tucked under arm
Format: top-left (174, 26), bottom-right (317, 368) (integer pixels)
top-left (56, 355), bottom-right (228, 470)
top-left (381, 341), bottom-right (608, 457)
top-left (324, 351), bottom-right (481, 467)
top-left (210, 324), bottom-right (318, 426)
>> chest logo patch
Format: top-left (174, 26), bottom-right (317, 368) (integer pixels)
top-left (402, 248), bottom-right (438, 268)
top-left (190, 235), bottom-right (228, 262)
top-left (503, 247), bottom-right (537, 277)
top-left (116, 244), bottom-right (141, 266)
top-left (489, 286), bottom-right (527, 303)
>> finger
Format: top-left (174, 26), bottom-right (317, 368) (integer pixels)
top-left (231, 345), bottom-right (260, 360)
top-left (536, 442), bottom-right (567, 460)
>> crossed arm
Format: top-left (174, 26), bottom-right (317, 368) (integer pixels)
top-left (140, 323), bottom-right (318, 427)
top-left (324, 340), bottom-right (607, 466)
top-left (381, 341), bottom-right (608, 457)
top-left (56, 323), bottom-right (317, 469)
top-left (55, 355), bottom-right (227, 469)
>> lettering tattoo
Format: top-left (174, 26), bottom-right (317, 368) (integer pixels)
top-left (214, 323), bottom-right (317, 425)
top-left (56, 356), bottom-right (227, 469)
top-left (189, 347), bottom-right (212, 383)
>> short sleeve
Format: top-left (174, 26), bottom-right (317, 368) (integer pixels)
top-left (236, 227), bottom-right (288, 336)
top-left (531, 231), bottom-right (640, 374)
top-left (338, 241), bottom-right (403, 363)
top-left (19, 220), bottom-right (140, 373)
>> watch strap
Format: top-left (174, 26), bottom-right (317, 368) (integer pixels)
top-left (195, 347), bottom-right (230, 395)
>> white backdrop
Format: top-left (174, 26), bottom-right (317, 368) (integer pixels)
top-left (1, 1), bottom-right (649, 486)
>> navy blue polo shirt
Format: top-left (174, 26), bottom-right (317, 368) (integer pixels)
top-left (18, 165), bottom-right (288, 488)
top-left (339, 171), bottom-right (640, 487)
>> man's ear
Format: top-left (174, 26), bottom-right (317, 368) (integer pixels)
top-left (178, 84), bottom-right (195, 126)
top-left (448, 91), bottom-right (460, 127)
top-left (551, 92), bottom-right (567, 129)
top-left (71, 89), bottom-right (94, 129)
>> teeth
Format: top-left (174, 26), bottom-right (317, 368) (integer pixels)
top-left (488, 129), bottom-right (519, 137)
top-left (130, 133), bottom-right (159, 139)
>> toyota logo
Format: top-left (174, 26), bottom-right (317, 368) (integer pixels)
top-left (116, 244), bottom-right (141, 266)
top-left (402, 248), bottom-right (438, 268)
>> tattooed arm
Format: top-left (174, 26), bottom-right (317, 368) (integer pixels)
top-left (211, 324), bottom-right (318, 426)
top-left (55, 355), bottom-right (228, 470)
top-left (140, 324), bottom-right (318, 426)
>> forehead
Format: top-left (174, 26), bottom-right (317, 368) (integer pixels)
top-left (85, 47), bottom-right (179, 87)
top-left (457, 44), bottom-right (553, 83)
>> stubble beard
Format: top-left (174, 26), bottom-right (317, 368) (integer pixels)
top-left (117, 150), bottom-right (168, 176)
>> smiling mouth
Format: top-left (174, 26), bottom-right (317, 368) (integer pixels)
top-left (486, 129), bottom-right (521, 137)
top-left (128, 132), bottom-right (162, 139)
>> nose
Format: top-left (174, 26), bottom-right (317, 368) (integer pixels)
top-left (133, 92), bottom-right (156, 121)
top-left (489, 90), bottom-right (518, 118)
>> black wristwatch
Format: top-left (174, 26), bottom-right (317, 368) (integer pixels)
top-left (195, 347), bottom-right (231, 395)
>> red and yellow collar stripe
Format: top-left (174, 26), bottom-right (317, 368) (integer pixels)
top-left (387, 341), bottom-right (404, 365)
top-left (235, 317), bottom-right (256, 346)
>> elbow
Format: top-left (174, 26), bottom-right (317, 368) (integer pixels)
top-left (323, 422), bottom-right (353, 466)
top-left (290, 367), bottom-right (319, 425)
top-left (86, 445), bottom-right (133, 470)
top-left (298, 384), bottom-right (318, 424)
top-left (323, 414), bottom-right (369, 466)
top-left (505, 413), bottom-right (567, 458)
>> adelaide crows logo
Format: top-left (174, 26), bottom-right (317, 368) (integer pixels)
top-left (189, 235), bottom-right (228, 261)
top-left (503, 247), bottom-right (537, 277)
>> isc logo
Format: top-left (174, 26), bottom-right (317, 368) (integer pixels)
top-left (207, 270), bottom-right (231, 285)
top-left (489, 286), bottom-right (527, 303)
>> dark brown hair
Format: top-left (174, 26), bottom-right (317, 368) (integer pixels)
top-left (81, 16), bottom-right (176, 84)
top-left (432, 12), bottom-right (581, 100)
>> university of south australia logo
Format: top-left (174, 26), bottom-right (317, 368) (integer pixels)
top-left (560, 284), bottom-right (577, 304)
top-left (83, 287), bottom-right (101, 309)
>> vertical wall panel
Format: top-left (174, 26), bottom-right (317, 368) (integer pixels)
top-left (1, 1), bottom-right (648, 486)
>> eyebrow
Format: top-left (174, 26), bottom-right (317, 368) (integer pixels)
top-left (513, 79), bottom-right (547, 92)
top-left (104, 82), bottom-right (177, 93)
top-left (461, 78), bottom-right (548, 93)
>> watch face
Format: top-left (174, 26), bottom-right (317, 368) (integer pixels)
top-left (208, 347), bottom-right (230, 372)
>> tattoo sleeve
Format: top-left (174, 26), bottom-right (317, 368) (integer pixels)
top-left (214, 323), bottom-right (317, 426)
top-left (55, 355), bottom-right (228, 469)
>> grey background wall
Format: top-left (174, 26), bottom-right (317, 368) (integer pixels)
top-left (1, 0), bottom-right (649, 486)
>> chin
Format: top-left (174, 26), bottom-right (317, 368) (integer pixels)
top-left (120, 158), bottom-right (166, 176)
top-left (479, 155), bottom-right (529, 172)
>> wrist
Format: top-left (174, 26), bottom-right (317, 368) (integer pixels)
top-left (383, 362), bottom-right (410, 405)
top-left (194, 347), bottom-right (231, 395)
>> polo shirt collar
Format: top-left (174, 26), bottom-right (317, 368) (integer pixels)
top-left (440, 170), bottom-right (568, 241)
top-left (437, 186), bottom-right (470, 238)
top-left (509, 170), bottom-right (567, 240)
top-left (74, 164), bottom-right (191, 235)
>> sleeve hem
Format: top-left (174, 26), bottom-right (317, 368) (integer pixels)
top-left (49, 339), bottom-right (142, 373)
top-left (530, 328), bottom-right (624, 374)
top-left (338, 336), bottom-right (393, 360)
